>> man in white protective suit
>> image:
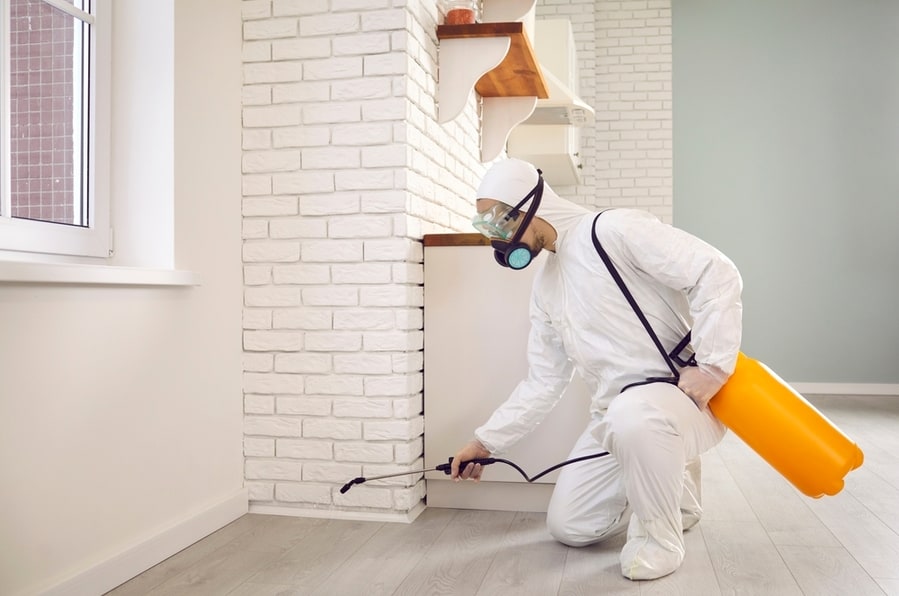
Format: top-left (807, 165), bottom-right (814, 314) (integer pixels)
top-left (450, 158), bottom-right (743, 580)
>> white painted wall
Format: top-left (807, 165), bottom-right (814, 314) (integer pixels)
top-left (0, 1), bottom-right (245, 594)
top-left (673, 0), bottom-right (899, 386)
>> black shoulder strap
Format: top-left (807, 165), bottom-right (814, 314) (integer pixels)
top-left (590, 212), bottom-right (684, 380)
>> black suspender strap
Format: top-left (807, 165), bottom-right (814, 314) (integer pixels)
top-left (590, 212), bottom-right (692, 382)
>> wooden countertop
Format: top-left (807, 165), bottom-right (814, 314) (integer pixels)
top-left (422, 233), bottom-right (492, 247)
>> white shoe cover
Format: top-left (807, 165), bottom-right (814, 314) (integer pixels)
top-left (619, 515), bottom-right (685, 580)
top-left (680, 457), bottom-right (703, 532)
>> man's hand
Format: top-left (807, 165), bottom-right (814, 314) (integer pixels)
top-left (451, 439), bottom-right (491, 481)
top-left (678, 365), bottom-right (727, 410)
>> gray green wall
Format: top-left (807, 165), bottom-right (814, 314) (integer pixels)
top-left (672, 0), bottom-right (899, 383)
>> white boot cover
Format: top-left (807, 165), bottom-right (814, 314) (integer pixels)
top-left (681, 457), bottom-right (703, 531)
top-left (620, 514), bottom-right (684, 580)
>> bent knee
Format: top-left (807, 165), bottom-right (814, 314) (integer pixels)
top-left (547, 516), bottom-right (600, 547)
top-left (546, 504), bottom-right (629, 547)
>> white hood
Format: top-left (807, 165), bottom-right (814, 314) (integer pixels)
top-left (476, 158), bottom-right (590, 240)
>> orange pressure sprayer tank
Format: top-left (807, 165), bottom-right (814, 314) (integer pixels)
top-left (708, 352), bottom-right (864, 498)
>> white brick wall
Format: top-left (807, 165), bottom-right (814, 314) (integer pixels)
top-left (595, 0), bottom-right (673, 221)
top-left (241, 0), bottom-right (672, 519)
top-left (241, 0), bottom-right (482, 518)
top-left (538, 0), bottom-right (672, 222)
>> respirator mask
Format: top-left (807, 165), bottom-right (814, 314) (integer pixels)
top-left (471, 172), bottom-right (544, 270)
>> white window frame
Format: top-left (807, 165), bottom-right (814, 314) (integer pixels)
top-left (0, 0), bottom-right (110, 261)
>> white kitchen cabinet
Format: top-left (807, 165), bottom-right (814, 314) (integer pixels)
top-left (507, 19), bottom-right (589, 186)
top-left (423, 234), bottom-right (591, 512)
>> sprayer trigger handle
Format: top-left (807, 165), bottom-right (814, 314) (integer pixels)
top-left (436, 457), bottom-right (497, 476)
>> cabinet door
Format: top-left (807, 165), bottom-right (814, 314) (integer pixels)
top-left (423, 243), bottom-right (591, 510)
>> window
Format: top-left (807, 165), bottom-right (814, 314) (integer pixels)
top-left (0, 0), bottom-right (109, 259)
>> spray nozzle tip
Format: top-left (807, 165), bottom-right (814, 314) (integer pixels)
top-left (339, 477), bottom-right (365, 494)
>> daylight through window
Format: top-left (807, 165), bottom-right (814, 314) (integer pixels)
top-left (8, 0), bottom-right (89, 226)
top-left (1, 0), bottom-right (107, 259)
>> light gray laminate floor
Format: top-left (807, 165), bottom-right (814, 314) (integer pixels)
top-left (108, 395), bottom-right (899, 595)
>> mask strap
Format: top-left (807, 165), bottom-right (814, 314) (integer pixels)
top-left (503, 172), bottom-right (544, 247)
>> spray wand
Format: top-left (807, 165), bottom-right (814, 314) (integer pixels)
top-left (339, 452), bottom-right (609, 494)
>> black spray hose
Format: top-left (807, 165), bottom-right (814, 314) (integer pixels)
top-left (339, 451), bottom-right (610, 494)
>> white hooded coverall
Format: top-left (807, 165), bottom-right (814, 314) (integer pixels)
top-left (473, 159), bottom-right (743, 580)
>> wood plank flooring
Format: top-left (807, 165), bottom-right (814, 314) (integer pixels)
top-left (107, 395), bottom-right (899, 595)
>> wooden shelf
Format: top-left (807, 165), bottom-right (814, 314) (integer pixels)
top-left (435, 20), bottom-right (547, 162)
top-left (436, 22), bottom-right (548, 99)
top-left (422, 233), bottom-right (491, 247)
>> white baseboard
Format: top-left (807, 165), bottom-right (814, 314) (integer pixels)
top-left (39, 489), bottom-right (248, 596)
top-left (791, 382), bottom-right (899, 396)
top-left (249, 501), bottom-right (426, 524)
top-left (426, 478), bottom-right (555, 512)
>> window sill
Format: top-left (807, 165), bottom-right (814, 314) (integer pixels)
top-left (0, 261), bottom-right (200, 286)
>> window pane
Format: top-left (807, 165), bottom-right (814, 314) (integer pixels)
top-left (8, 0), bottom-right (88, 227)
top-left (48, 0), bottom-right (89, 7)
